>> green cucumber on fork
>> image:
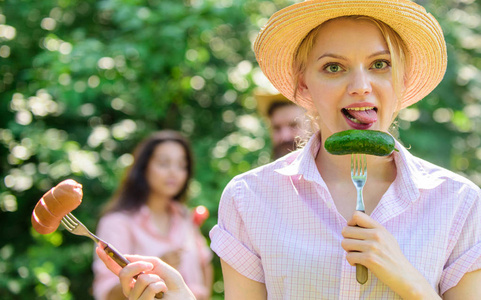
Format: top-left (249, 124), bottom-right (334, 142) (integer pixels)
top-left (324, 130), bottom-right (397, 156)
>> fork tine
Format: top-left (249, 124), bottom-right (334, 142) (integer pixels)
top-left (61, 216), bottom-right (76, 228)
top-left (356, 153), bottom-right (362, 176)
top-left (363, 153), bottom-right (367, 175)
top-left (63, 214), bottom-right (79, 229)
top-left (352, 153), bottom-right (367, 176)
top-left (351, 154), bottom-right (354, 174)
top-left (64, 213), bottom-right (78, 226)
top-left (354, 153), bottom-right (360, 176)
top-left (60, 219), bottom-right (71, 230)
top-left (67, 212), bottom-right (80, 224)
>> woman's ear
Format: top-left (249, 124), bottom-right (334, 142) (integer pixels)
top-left (297, 74), bottom-right (309, 98)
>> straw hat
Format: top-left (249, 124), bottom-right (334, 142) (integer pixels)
top-left (254, 90), bottom-right (292, 118)
top-left (254, 0), bottom-right (447, 111)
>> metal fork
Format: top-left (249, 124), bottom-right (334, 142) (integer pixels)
top-left (61, 213), bottom-right (164, 298)
top-left (350, 154), bottom-right (369, 284)
top-left (61, 213), bottom-right (130, 267)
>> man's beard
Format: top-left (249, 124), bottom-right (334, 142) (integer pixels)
top-left (273, 140), bottom-right (298, 159)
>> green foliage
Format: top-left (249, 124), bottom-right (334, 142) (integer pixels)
top-left (397, 0), bottom-right (481, 184)
top-left (0, 0), bottom-right (480, 299)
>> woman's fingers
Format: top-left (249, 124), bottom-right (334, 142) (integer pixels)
top-left (138, 282), bottom-right (167, 300)
top-left (342, 224), bottom-right (383, 242)
top-left (341, 237), bottom-right (368, 252)
top-left (118, 261), bottom-right (155, 297)
top-left (96, 247), bottom-right (163, 299)
top-left (125, 254), bottom-right (186, 290)
top-left (342, 212), bottom-right (387, 269)
top-left (130, 273), bottom-right (167, 300)
top-left (346, 211), bottom-right (380, 228)
top-left (97, 251), bottom-right (193, 299)
top-left (344, 250), bottom-right (378, 267)
top-left (342, 225), bottom-right (365, 239)
top-left (95, 246), bottom-right (122, 276)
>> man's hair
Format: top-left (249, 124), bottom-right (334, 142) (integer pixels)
top-left (267, 101), bottom-right (296, 117)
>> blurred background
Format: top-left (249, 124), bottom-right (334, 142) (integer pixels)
top-left (0, 0), bottom-right (480, 299)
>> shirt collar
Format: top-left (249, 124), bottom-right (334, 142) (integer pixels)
top-left (133, 203), bottom-right (185, 239)
top-left (392, 139), bottom-right (445, 192)
top-left (275, 131), bottom-right (445, 203)
top-left (135, 202), bottom-right (185, 223)
top-left (275, 132), bottom-right (324, 184)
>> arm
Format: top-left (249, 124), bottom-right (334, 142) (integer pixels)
top-left (221, 259), bottom-right (267, 300)
top-left (193, 225), bottom-right (214, 300)
top-left (441, 190), bottom-right (481, 298)
top-left (443, 269), bottom-right (481, 299)
top-left (202, 262), bottom-right (213, 300)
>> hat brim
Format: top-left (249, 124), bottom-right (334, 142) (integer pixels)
top-left (254, 0), bottom-right (447, 111)
top-left (254, 91), bottom-right (292, 117)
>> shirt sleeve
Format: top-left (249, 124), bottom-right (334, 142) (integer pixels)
top-left (440, 188), bottom-right (481, 294)
top-left (209, 179), bottom-right (265, 283)
top-left (92, 212), bottom-right (133, 300)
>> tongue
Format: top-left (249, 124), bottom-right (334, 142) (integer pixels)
top-left (349, 109), bottom-right (378, 124)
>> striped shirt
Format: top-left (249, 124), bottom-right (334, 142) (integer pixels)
top-left (210, 133), bottom-right (481, 299)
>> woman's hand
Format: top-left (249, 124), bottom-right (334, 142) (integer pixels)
top-left (96, 247), bottom-right (195, 300)
top-left (341, 211), bottom-right (440, 299)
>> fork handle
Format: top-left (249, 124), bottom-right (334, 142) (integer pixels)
top-left (355, 209), bottom-right (368, 284)
top-left (356, 264), bottom-right (368, 284)
top-left (102, 243), bottom-right (130, 267)
top-left (102, 243), bottom-right (164, 299)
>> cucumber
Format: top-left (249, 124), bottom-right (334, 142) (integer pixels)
top-left (324, 130), bottom-right (396, 156)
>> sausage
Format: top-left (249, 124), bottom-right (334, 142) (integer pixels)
top-left (32, 179), bottom-right (83, 234)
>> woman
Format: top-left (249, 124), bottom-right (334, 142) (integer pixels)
top-left (92, 130), bottom-right (212, 300)
top-left (97, 0), bottom-right (481, 299)
top-left (209, 1), bottom-right (481, 299)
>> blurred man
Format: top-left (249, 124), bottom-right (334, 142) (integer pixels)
top-left (255, 91), bottom-right (310, 159)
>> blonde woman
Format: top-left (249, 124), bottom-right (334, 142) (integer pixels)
top-left (210, 1), bottom-right (481, 299)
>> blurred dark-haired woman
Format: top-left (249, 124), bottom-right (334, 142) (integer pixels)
top-left (92, 130), bottom-right (212, 300)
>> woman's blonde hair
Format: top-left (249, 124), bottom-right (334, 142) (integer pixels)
top-left (293, 16), bottom-right (409, 117)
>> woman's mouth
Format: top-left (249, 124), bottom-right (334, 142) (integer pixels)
top-left (342, 107), bottom-right (378, 129)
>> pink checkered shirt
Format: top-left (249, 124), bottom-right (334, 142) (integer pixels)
top-left (210, 133), bottom-right (481, 299)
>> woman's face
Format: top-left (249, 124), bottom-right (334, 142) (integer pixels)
top-left (145, 141), bottom-right (189, 200)
top-left (299, 18), bottom-right (398, 139)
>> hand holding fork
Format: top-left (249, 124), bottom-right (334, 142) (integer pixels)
top-left (61, 213), bottom-right (164, 299)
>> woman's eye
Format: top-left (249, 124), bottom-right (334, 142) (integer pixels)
top-left (324, 63), bottom-right (343, 73)
top-left (153, 159), bottom-right (168, 167)
top-left (372, 60), bottom-right (390, 69)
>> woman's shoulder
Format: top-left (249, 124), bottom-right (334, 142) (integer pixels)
top-left (99, 209), bottom-right (138, 223)
top-left (170, 201), bottom-right (190, 218)
top-left (231, 150), bottom-right (301, 183)
top-left (95, 209), bottom-right (139, 235)
top-left (220, 150), bottom-right (303, 205)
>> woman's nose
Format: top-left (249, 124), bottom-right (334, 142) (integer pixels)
top-left (348, 67), bottom-right (372, 96)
